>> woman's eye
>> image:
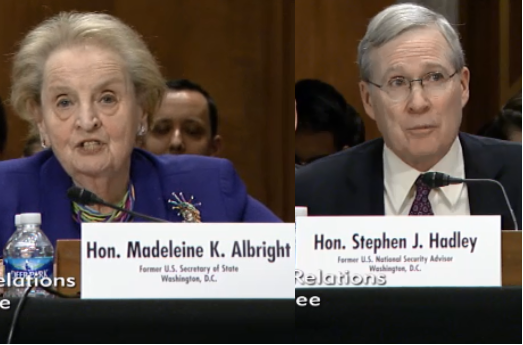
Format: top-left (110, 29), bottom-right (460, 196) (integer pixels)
top-left (57, 99), bottom-right (71, 108)
top-left (101, 94), bottom-right (116, 104)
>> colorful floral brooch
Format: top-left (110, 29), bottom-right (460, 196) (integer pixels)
top-left (168, 192), bottom-right (202, 223)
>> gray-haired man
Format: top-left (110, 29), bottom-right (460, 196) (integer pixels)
top-left (295, 3), bottom-right (521, 230)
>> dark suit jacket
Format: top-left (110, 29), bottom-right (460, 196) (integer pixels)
top-left (0, 149), bottom-right (281, 249)
top-left (295, 133), bottom-right (522, 230)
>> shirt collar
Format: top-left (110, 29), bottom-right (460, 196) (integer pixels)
top-left (383, 137), bottom-right (465, 211)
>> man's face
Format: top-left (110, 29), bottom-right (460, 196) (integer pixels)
top-left (143, 90), bottom-right (221, 156)
top-left (508, 129), bottom-right (522, 143)
top-left (295, 129), bottom-right (338, 165)
top-left (359, 27), bottom-right (470, 170)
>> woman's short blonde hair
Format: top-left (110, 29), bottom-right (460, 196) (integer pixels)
top-left (11, 12), bottom-right (165, 126)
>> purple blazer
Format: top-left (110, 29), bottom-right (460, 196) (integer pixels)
top-left (0, 149), bottom-right (281, 249)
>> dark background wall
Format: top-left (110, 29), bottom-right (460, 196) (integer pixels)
top-left (460, 0), bottom-right (522, 133)
top-left (295, 0), bottom-right (396, 140)
top-left (0, 0), bottom-right (294, 222)
top-left (295, 0), bottom-right (522, 139)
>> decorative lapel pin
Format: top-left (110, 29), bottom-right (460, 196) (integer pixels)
top-left (168, 192), bottom-right (202, 223)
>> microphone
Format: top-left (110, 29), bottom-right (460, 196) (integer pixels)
top-left (421, 172), bottom-right (519, 231)
top-left (67, 186), bottom-right (169, 223)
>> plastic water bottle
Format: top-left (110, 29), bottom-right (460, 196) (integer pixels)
top-left (14, 214), bottom-right (21, 232)
top-left (295, 207), bottom-right (308, 266)
top-left (3, 213), bottom-right (54, 298)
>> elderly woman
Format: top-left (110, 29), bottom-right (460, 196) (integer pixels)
top-left (0, 12), bottom-right (280, 249)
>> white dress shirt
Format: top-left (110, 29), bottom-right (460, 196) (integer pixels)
top-left (383, 138), bottom-right (471, 216)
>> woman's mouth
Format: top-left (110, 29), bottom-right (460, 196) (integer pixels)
top-left (77, 140), bottom-right (104, 153)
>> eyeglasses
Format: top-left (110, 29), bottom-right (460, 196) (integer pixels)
top-left (366, 70), bottom-right (459, 102)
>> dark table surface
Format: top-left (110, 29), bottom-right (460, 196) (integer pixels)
top-left (0, 298), bottom-right (294, 343)
top-left (296, 287), bottom-right (522, 344)
top-left (1, 287), bottom-right (520, 344)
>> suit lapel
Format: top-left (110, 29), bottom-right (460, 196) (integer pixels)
top-left (368, 140), bottom-right (386, 215)
top-left (344, 134), bottom-right (507, 220)
top-left (460, 133), bottom-right (504, 217)
top-left (344, 139), bottom-right (385, 216)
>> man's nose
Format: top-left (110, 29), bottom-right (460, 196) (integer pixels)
top-left (169, 130), bottom-right (185, 154)
top-left (407, 82), bottom-right (431, 114)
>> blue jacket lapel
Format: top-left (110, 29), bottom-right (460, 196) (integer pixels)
top-left (130, 151), bottom-right (169, 222)
top-left (39, 153), bottom-right (79, 242)
top-left (38, 150), bottom-right (172, 246)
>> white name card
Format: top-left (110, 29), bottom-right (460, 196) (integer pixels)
top-left (81, 223), bottom-right (294, 299)
top-left (295, 216), bottom-right (501, 288)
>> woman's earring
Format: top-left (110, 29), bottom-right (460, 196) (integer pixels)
top-left (138, 124), bottom-right (146, 136)
top-left (41, 139), bottom-right (48, 149)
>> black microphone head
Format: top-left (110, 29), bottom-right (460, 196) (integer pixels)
top-left (67, 186), bottom-right (103, 206)
top-left (421, 172), bottom-right (450, 188)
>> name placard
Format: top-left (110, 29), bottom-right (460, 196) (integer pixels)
top-left (295, 216), bottom-right (501, 288)
top-left (81, 223), bottom-right (294, 299)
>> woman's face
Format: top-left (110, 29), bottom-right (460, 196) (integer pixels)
top-left (37, 44), bottom-right (146, 180)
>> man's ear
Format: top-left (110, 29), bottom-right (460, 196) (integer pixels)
top-left (359, 81), bottom-right (376, 121)
top-left (459, 66), bottom-right (471, 108)
top-left (210, 135), bottom-right (222, 157)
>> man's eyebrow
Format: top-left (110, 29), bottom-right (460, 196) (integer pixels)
top-left (183, 118), bottom-right (205, 124)
top-left (153, 118), bottom-right (173, 125)
top-left (381, 62), bottom-right (449, 77)
top-left (382, 64), bottom-right (406, 76)
top-left (419, 62), bottom-right (448, 71)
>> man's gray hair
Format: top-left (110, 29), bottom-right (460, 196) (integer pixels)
top-left (357, 3), bottom-right (465, 81)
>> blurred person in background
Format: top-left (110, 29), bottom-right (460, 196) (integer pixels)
top-left (22, 133), bottom-right (46, 157)
top-left (295, 100), bottom-right (300, 171)
top-left (139, 79), bottom-right (222, 156)
top-left (295, 79), bottom-right (365, 167)
top-left (478, 91), bottom-right (521, 143)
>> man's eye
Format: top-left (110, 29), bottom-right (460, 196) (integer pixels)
top-left (185, 126), bottom-right (204, 136)
top-left (427, 73), bottom-right (444, 82)
top-left (152, 125), bottom-right (171, 135)
top-left (388, 78), bottom-right (407, 87)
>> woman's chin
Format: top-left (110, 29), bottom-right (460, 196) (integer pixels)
top-left (70, 159), bottom-right (111, 178)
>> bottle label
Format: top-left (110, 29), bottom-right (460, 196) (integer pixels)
top-left (4, 257), bottom-right (54, 282)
